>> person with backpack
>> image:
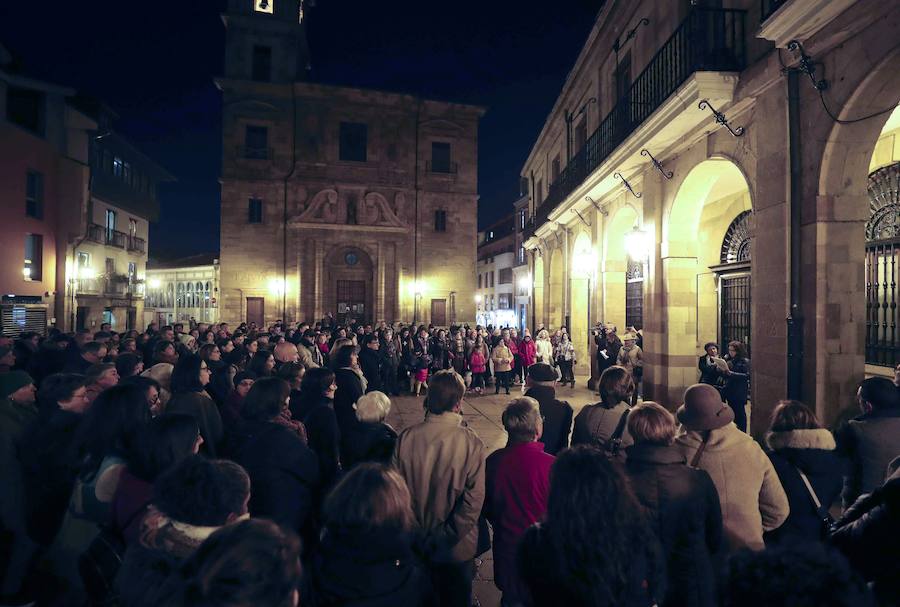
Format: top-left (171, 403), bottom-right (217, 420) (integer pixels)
top-left (571, 366), bottom-right (633, 459)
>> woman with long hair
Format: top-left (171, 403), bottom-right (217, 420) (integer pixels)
top-left (332, 344), bottom-right (364, 461)
top-left (230, 378), bottom-right (319, 537)
top-left (248, 350), bottom-right (276, 378)
top-left (166, 353), bottom-right (223, 456)
top-left (309, 464), bottom-right (429, 606)
top-left (519, 445), bottom-right (664, 607)
top-left (293, 367), bottom-right (341, 492)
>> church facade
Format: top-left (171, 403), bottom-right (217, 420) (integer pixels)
top-left (218, 0), bottom-right (483, 327)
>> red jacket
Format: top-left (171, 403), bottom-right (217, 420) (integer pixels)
top-left (484, 441), bottom-right (553, 600)
top-left (519, 339), bottom-right (537, 367)
top-left (469, 350), bottom-right (487, 374)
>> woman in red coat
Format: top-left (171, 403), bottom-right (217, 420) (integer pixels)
top-left (519, 334), bottom-right (537, 380)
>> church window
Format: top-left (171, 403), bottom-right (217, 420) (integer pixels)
top-left (434, 209), bottom-right (447, 232)
top-left (339, 122), bottom-right (368, 162)
top-left (252, 45), bottom-right (272, 82)
top-left (248, 198), bottom-right (263, 223)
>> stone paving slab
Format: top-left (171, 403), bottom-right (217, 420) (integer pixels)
top-left (384, 374), bottom-right (598, 606)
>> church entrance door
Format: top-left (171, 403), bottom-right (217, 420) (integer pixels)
top-left (337, 280), bottom-right (366, 325)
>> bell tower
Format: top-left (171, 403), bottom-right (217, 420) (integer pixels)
top-left (222, 0), bottom-right (310, 84)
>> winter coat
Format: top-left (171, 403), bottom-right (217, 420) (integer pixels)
top-left (334, 368), bottom-right (365, 462)
top-left (294, 394), bottom-right (342, 493)
top-left (723, 357), bottom-right (750, 404)
top-left (114, 507), bottom-right (220, 607)
top-left (231, 419), bottom-right (319, 534)
top-left (519, 339), bottom-right (537, 367)
top-left (764, 428), bottom-right (845, 545)
top-left (617, 345), bottom-right (643, 375)
top-left (524, 385), bottom-right (572, 456)
top-left (297, 343), bottom-right (321, 369)
top-left (675, 425), bottom-right (789, 552)
top-left (429, 338), bottom-right (450, 371)
top-left (166, 390), bottom-right (223, 457)
top-left (393, 411), bottom-right (486, 563)
top-left (0, 395), bottom-right (39, 543)
top-left (358, 347), bottom-right (383, 393)
top-left (491, 343), bottom-right (514, 372)
top-left (309, 527), bottom-right (430, 607)
top-left (698, 355), bottom-right (724, 387)
top-left (484, 441), bottom-right (553, 602)
top-left (835, 406), bottom-right (900, 509)
top-left (20, 407), bottom-right (83, 546)
top-left (469, 349), bottom-right (487, 374)
top-left (624, 444), bottom-right (723, 607)
top-left (109, 468), bottom-right (154, 547)
top-left (830, 466), bottom-right (900, 603)
top-left (553, 340), bottom-right (576, 363)
top-left (535, 338), bottom-right (553, 364)
top-left (342, 421), bottom-right (398, 469)
top-left (571, 400), bottom-right (633, 452)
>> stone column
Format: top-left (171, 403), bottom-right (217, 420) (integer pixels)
top-left (313, 240), bottom-right (324, 320)
top-left (376, 242), bottom-right (386, 322)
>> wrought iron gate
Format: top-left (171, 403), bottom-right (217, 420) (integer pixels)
top-left (865, 162), bottom-right (900, 367)
top-left (720, 274), bottom-right (751, 353)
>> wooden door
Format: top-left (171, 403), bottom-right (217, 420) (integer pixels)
top-left (246, 297), bottom-right (265, 328)
top-left (336, 280), bottom-right (366, 324)
top-left (431, 299), bottom-right (447, 327)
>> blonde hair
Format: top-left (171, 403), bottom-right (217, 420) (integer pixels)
top-left (627, 402), bottom-right (676, 446)
top-left (355, 391), bottom-right (391, 423)
top-left (323, 464), bottom-right (415, 532)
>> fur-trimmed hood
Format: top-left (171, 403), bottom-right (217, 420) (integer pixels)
top-left (765, 428), bottom-right (836, 451)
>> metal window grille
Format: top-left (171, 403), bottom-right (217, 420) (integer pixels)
top-left (720, 274), bottom-right (751, 354)
top-left (865, 162), bottom-right (900, 367)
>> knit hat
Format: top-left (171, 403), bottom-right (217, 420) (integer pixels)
top-left (233, 370), bottom-right (257, 387)
top-left (528, 363), bottom-right (557, 382)
top-left (0, 370), bottom-right (34, 399)
top-left (676, 383), bottom-right (734, 431)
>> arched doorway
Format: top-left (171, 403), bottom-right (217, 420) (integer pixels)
top-left (323, 246), bottom-right (374, 325)
top-left (604, 205), bottom-right (639, 332)
top-left (533, 254), bottom-right (545, 331)
top-left (548, 250), bottom-right (564, 329)
top-left (865, 105), bottom-right (900, 368)
top-left (570, 231), bottom-right (595, 367)
top-left (661, 158), bottom-right (752, 403)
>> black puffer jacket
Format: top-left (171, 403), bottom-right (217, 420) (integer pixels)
top-left (624, 443), bottom-right (723, 607)
top-left (764, 428), bottom-right (845, 545)
top-left (830, 466), bottom-right (900, 604)
top-left (308, 527), bottom-right (430, 607)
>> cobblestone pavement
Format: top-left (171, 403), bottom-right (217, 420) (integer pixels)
top-left (384, 373), bottom-right (599, 607)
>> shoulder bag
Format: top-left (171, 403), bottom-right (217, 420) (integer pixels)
top-left (796, 467), bottom-right (836, 538)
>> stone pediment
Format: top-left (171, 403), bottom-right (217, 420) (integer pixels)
top-left (289, 188), bottom-right (408, 231)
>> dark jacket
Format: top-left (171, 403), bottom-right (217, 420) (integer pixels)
top-left (624, 444), bottom-right (722, 607)
top-left (334, 368), bottom-right (364, 461)
top-left (343, 421), bottom-right (397, 469)
top-left (166, 390), bottom-right (223, 457)
top-left (723, 357), bottom-right (750, 405)
top-left (296, 394), bottom-right (342, 492)
top-left (62, 354), bottom-right (93, 375)
top-left (308, 527), bottom-right (430, 607)
top-left (764, 428), bottom-right (845, 545)
top-left (697, 355), bottom-right (724, 387)
top-left (231, 419), bottom-right (319, 534)
top-left (830, 467), bottom-right (900, 603)
top-left (518, 521), bottom-right (663, 607)
top-left (21, 407), bottom-right (83, 545)
top-left (524, 385), bottom-right (573, 456)
top-left (358, 347), bottom-right (383, 393)
top-left (835, 406), bottom-right (900, 508)
top-left (571, 401), bottom-right (633, 452)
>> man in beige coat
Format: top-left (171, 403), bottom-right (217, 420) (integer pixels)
top-left (393, 369), bottom-right (486, 606)
top-left (674, 383), bottom-right (789, 553)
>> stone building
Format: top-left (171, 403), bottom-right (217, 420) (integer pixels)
top-left (519, 0), bottom-right (900, 433)
top-left (144, 254), bottom-right (221, 328)
top-left (512, 194), bottom-right (531, 333)
top-left (217, 0), bottom-right (484, 328)
top-left (476, 214), bottom-right (516, 328)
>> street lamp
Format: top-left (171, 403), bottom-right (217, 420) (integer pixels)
top-left (517, 274), bottom-right (532, 290)
top-left (148, 278), bottom-right (161, 289)
top-left (624, 225), bottom-right (651, 262)
top-left (474, 294), bottom-right (483, 303)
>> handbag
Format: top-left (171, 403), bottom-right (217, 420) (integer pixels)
top-left (796, 467), bottom-right (836, 538)
top-left (602, 409), bottom-right (631, 458)
top-left (78, 501), bottom-right (149, 604)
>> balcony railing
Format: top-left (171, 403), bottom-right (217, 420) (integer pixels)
top-left (128, 235), bottom-right (146, 253)
top-left (238, 145), bottom-right (273, 160)
top-left (760, 0), bottom-right (790, 22)
top-left (86, 223), bottom-right (105, 244)
top-left (426, 160), bottom-right (458, 174)
top-left (106, 229), bottom-right (127, 249)
top-left (527, 8), bottom-right (746, 238)
top-left (75, 277), bottom-right (101, 294)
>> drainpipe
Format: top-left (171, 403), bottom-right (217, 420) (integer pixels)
top-left (786, 70), bottom-right (804, 399)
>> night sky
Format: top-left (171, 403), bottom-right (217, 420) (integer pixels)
top-left (0, 1), bottom-right (598, 260)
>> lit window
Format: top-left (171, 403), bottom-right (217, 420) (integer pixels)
top-left (253, 0), bottom-right (273, 13)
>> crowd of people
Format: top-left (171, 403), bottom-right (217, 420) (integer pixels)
top-left (0, 317), bottom-right (897, 607)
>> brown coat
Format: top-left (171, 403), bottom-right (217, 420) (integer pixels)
top-left (393, 411), bottom-right (486, 562)
top-left (491, 344), bottom-right (513, 373)
top-left (675, 425), bottom-right (789, 552)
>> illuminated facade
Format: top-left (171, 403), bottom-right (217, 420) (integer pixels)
top-left (476, 214), bottom-right (517, 328)
top-left (218, 0), bottom-right (483, 328)
top-left (520, 0), bottom-right (900, 432)
top-left (144, 254), bottom-right (221, 328)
